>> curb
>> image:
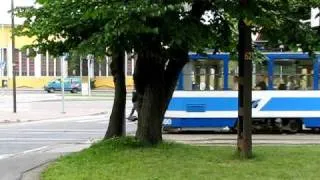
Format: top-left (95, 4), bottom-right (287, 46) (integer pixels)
top-left (19, 159), bottom-right (56, 180)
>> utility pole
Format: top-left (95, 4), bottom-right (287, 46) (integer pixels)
top-left (11, 0), bottom-right (17, 113)
top-left (61, 55), bottom-right (66, 114)
top-left (237, 0), bottom-right (253, 158)
top-left (87, 54), bottom-right (93, 96)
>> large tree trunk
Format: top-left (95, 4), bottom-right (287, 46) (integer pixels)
top-left (134, 45), bottom-right (188, 144)
top-left (134, 48), bottom-right (166, 144)
top-left (136, 84), bottom-right (165, 143)
top-left (237, 0), bottom-right (253, 158)
top-left (105, 51), bottom-right (126, 139)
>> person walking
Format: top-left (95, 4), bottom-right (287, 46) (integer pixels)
top-left (128, 90), bottom-right (138, 121)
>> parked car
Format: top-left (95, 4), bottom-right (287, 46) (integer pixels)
top-left (44, 77), bottom-right (81, 93)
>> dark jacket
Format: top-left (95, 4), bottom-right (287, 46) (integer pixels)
top-left (132, 91), bottom-right (138, 103)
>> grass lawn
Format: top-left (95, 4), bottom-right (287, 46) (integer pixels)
top-left (42, 137), bottom-right (320, 180)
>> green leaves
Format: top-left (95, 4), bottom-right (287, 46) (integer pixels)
top-left (14, 0), bottom-right (319, 60)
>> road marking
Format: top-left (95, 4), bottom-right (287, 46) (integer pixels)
top-left (77, 118), bottom-right (106, 123)
top-left (0, 114), bottom-right (109, 127)
top-left (0, 138), bottom-right (92, 141)
top-left (0, 154), bottom-right (13, 160)
top-left (0, 132), bottom-right (104, 135)
top-left (0, 146), bottom-right (48, 160)
top-left (0, 129), bottom-right (105, 132)
top-left (21, 146), bottom-right (48, 155)
top-left (98, 121), bottom-right (107, 124)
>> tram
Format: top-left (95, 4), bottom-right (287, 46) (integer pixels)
top-left (163, 52), bottom-right (320, 133)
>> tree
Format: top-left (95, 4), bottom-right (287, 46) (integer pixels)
top-left (15, 0), bottom-right (319, 147)
top-left (15, 0), bottom-right (129, 138)
top-left (131, 1), bottom-right (232, 143)
top-left (221, 0), bottom-right (320, 158)
top-left (15, 0), bottom-right (232, 144)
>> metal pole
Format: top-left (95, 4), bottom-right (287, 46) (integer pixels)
top-left (87, 55), bottom-right (91, 96)
top-left (106, 56), bottom-right (109, 76)
top-left (80, 56), bottom-right (82, 79)
top-left (1, 25), bottom-right (4, 77)
top-left (125, 51), bottom-right (128, 76)
top-left (61, 56), bottom-right (65, 113)
top-left (11, 0), bottom-right (17, 113)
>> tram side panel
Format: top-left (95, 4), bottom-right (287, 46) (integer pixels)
top-left (163, 91), bottom-right (320, 132)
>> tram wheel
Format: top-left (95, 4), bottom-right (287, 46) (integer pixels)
top-left (287, 119), bottom-right (301, 133)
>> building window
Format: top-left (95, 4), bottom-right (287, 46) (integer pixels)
top-left (48, 56), bottom-right (55, 76)
top-left (41, 54), bottom-right (47, 76)
top-left (94, 60), bottom-right (99, 76)
top-left (29, 57), bottom-right (35, 76)
top-left (56, 57), bottom-right (61, 76)
top-left (101, 58), bottom-right (107, 76)
top-left (81, 59), bottom-right (88, 76)
top-left (21, 51), bottom-right (28, 76)
top-left (13, 49), bottom-right (19, 76)
top-left (0, 48), bottom-right (7, 76)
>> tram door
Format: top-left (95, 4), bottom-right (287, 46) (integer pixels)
top-left (193, 60), bottom-right (222, 90)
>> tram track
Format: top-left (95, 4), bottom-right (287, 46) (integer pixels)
top-left (163, 133), bottom-right (320, 145)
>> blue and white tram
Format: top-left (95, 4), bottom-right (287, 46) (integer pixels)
top-left (163, 52), bottom-right (320, 132)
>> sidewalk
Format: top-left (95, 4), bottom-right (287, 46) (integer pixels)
top-left (0, 99), bottom-right (110, 123)
top-left (1, 87), bottom-right (133, 92)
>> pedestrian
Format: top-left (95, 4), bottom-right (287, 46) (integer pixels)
top-left (128, 90), bottom-right (138, 121)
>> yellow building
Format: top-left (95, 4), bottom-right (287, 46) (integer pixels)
top-left (0, 25), bottom-right (135, 89)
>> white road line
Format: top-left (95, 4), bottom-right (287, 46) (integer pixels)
top-left (98, 121), bottom-right (107, 124)
top-left (0, 138), bottom-right (91, 141)
top-left (0, 131), bottom-right (104, 135)
top-left (0, 114), bottom-right (109, 127)
top-left (0, 142), bottom-right (74, 144)
top-left (21, 146), bottom-right (48, 155)
top-left (77, 118), bottom-right (106, 123)
top-left (0, 146), bottom-right (49, 160)
top-left (0, 154), bottom-right (13, 160)
top-left (0, 129), bottom-right (105, 132)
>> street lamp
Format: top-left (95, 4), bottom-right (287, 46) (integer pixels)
top-left (11, 0), bottom-right (17, 113)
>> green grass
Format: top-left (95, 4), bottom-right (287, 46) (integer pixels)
top-left (42, 137), bottom-right (320, 180)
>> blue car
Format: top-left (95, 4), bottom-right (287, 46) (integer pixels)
top-left (44, 77), bottom-right (81, 93)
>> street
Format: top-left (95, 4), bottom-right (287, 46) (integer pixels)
top-left (0, 114), bottom-right (137, 180)
top-left (0, 90), bottom-right (136, 180)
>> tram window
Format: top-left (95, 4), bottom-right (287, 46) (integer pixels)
top-left (273, 60), bottom-right (313, 90)
top-left (181, 60), bottom-right (223, 91)
top-left (228, 61), bottom-right (238, 90)
top-left (253, 62), bottom-right (267, 90)
top-left (229, 61), bottom-right (268, 90)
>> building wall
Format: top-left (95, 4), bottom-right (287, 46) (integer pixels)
top-left (0, 25), bottom-right (136, 89)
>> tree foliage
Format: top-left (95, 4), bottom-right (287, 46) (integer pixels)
top-left (15, 0), bottom-right (320, 144)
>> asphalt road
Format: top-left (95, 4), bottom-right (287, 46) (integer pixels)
top-left (0, 114), bottom-right (137, 180)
